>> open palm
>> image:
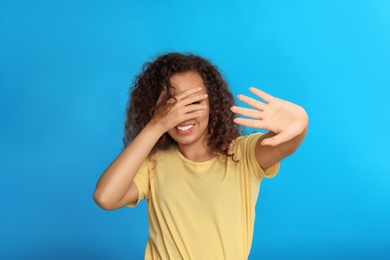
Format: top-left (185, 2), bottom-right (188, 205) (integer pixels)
top-left (231, 87), bottom-right (308, 146)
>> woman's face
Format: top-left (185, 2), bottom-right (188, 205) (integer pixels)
top-left (167, 71), bottom-right (210, 150)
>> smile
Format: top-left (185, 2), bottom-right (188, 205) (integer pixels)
top-left (176, 124), bottom-right (195, 131)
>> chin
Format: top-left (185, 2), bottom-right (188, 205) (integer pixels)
top-left (168, 129), bottom-right (208, 147)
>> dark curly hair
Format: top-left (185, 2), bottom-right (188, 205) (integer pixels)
top-left (124, 52), bottom-right (242, 160)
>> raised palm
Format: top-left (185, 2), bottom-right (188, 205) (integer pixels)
top-left (231, 87), bottom-right (308, 146)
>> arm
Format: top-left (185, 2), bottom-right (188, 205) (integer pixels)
top-left (94, 87), bottom-right (208, 210)
top-left (93, 123), bottom-right (164, 210)
top-left (230, 87), bottom-right (308, 170)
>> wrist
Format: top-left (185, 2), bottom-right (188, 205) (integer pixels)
top-left (144, 120), bottom-right (169, 138)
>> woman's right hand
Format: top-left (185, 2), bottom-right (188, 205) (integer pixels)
top-left (150, 87), bottom-right (208, 133)
top-left (94, 87), bottom-right (208, 210)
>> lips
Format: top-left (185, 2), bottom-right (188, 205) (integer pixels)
top-left (175, 124), bottom-right (195, 135)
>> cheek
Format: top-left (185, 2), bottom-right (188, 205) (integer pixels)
top-left (167, 128), bottom-right (175, 135)
top-left (166, 130), bottom-right (178, 142)
top-left (201, 109), bottom-right (210, 125)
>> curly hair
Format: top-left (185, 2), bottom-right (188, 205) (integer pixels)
top-left (124, 52), bottom-right (242, 160)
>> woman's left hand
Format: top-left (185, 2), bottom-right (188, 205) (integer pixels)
top-left (230, 87), bottom-right (308, 146)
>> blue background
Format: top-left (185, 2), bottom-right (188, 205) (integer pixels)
top-left (1, 0), bottom-right (389, 259)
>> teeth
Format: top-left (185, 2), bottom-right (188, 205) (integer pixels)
top-left (177, 124), bottom-right (194, 131)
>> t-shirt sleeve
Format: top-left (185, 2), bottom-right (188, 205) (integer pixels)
top-left (234, 133), bottom-right (280, 179)
top-left (127, 159), bottom-right (150, 208)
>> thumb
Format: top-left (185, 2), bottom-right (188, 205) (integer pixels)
top-left (156, 86), bottom-right (168, 106)
top-left (261, 132), bottom-right (289, 147)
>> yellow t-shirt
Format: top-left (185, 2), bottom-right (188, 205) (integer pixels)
top-left (129, 133), bottom-right (279, 260)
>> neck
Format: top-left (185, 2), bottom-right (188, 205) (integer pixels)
top-left (177, 142), bottom-right (214, 162)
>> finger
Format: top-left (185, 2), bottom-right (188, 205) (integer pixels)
top-left (183, 104), bottom-right (208, 114)
top-left (230, 106), bottom-right (263, 119)
top-left (167, 97), bottom-right (176, 104)
top-left (156, 87), bottom-right (168, 106)
top-left (237, 94), bottom-right (266, 111)
top-left (182, 93), bottom-right (208, 106)
top-left (261, 132), bottom-right (290, 147)
top-left (249, 87), bottom-right (274, 103)
top-left (233, 118), bottom-right (267, 130)
top-left (180, 109), bottom-right (205, 122)
top-left (176, 87), bottom-right (203, 101)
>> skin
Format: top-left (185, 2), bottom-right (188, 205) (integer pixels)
top-left (231, 87), bottom-right (308, 170)
top-left (167, 72), bottom-right (211, 162)
top-left (94, 72), bottom-right (209, 210)
top-left (94, 71), bottom-right (308, 210)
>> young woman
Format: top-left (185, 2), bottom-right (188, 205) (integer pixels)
top-left (94, 52), bottom-right (308, 259)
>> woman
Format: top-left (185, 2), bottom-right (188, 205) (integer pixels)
top-left (94, 52), bottom-right (308, 259)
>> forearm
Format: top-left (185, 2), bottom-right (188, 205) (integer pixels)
top-left (270, 124), bottom-right (307, 156)
top-left (94, 122), bottom-right (164, 209)
top-left (256, 124), bottom-right (308, 170)
top-left (94, 86), bottom-right (208, 209)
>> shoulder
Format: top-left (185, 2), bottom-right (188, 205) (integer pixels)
top-left (147, 145), bottom-right (176, 161)
top-left (145, 145), bottom-right (178, 171)
top-left (229, 132), bottom-right (264, 163)
top-left (231, 132), bottom-right (280, 179)
top-left (230, 132), bottom-right (264, 152)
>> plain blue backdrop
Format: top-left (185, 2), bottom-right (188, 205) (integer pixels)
top-left (1, 0), bottom-right (389, 259)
